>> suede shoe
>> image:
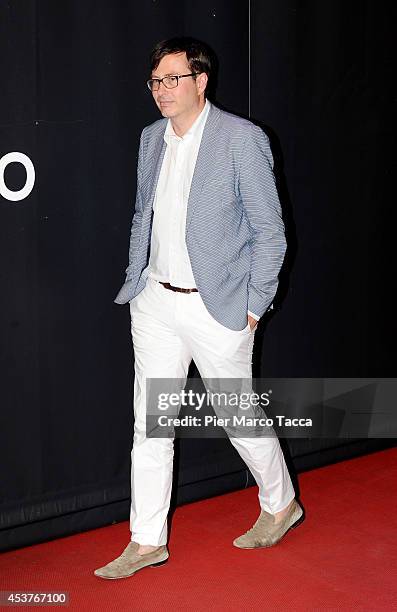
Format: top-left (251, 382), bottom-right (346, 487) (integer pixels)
top-left (233, 499), bottom-right (304, 549)
top-left (94, 541), bottom-right (169, 579)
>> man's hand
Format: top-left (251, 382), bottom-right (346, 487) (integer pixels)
top-left (248, 314), bottom-right (258, 331)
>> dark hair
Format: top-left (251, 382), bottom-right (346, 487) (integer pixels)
top-left (149, 36), bottom-right (217, 99)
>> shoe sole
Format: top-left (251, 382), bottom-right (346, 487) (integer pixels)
top-left (233, 508), bottom-right (305, 549)
top-left (94, 555), bottom-right (169, 580)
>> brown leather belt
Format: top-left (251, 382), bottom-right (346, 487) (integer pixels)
top-left (159, 282), bottom-right (198, 294)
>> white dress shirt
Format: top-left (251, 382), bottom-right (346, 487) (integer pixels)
top-left (147, 98), bottom-right (259, 321)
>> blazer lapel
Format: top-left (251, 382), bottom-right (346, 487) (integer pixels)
top-left (143, 103), bottom-right (222, 228)
top-left (143, 130), bottom-right (167, 210)
top-left (185, 103), bottom-right (222, 231)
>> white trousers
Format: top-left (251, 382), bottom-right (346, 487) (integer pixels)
top-left (129, 277), bottom-right (295, 545)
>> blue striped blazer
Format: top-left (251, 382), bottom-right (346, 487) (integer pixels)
top-left (114, 102), bottom-right (286, 331)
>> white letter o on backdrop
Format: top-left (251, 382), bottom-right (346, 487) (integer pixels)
top-left (0, 152), bottom-right (35, 202)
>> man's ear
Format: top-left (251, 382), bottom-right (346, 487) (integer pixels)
top-left (197, 72), bottom-right (208, 96)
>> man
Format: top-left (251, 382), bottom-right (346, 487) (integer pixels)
top-left (94, 36), bottom-right (304, 580)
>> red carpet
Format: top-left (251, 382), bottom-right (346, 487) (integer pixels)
top-left (0, 448), bottom-right (396, 611)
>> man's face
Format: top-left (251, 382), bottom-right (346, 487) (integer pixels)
top-left (150, 51), bottom-right (207, 120)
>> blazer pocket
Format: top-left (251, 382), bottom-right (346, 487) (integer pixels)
top-left (227, 256), bottom-right (250, 277)
top-left (201, 177), bottom-right (230, 196)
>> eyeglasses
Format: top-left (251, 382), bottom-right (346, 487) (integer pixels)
top-left (146, 73), bottom-right (199, 92)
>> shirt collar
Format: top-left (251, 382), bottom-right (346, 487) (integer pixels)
top-left (164, 98), bottom-right (211, 144)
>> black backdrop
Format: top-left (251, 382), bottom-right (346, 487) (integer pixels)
top-left (1, 0), bottom-right (395, 551)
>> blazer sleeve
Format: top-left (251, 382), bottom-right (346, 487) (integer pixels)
top-left (124, 127), bottom-right (146, 282)
top-left (238, 124), bottom-right (286, 319)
